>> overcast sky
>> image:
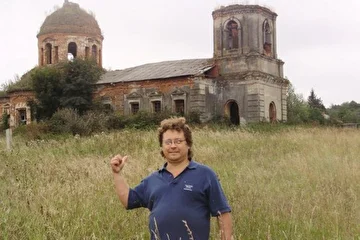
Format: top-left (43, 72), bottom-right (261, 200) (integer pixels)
top-left (1, 0), bottom-right (359, 107)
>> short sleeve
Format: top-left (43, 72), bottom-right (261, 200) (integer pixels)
top-left (206, 170), bottom-right (231, 216)
top-left (127, 180), bottom-right (148, 209)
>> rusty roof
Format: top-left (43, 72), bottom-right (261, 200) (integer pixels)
top-left (97, 58), bottom-right (214, 84)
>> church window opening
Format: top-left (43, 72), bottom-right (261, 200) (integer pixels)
top-left (92, 45), bottom-right (97, 60)
top-left (103, 104), bottom-right (113, 112)
top-left (85, 47), bottom-right (90, 59)
top-left (263, 20), bottom-right (272, 56)
top-left (130, 102), bottom-right (139, 114)
top-left (18, 109), bottom-right (27, 125)
top-left (101, 96), bottom-right (113, 113)
top-left (152, 101), bottom-right (161, 113)
top-left (54, 46), bottom-right (59, 63)
top-left (99, 49), bottom-right (102, 66)
top-left (174, 100), bottom-right (185, 115)
top-left (45, 43), bottom-right (52, 64)
top-left (41, 48), bottom-right (44, 66)
top-left (68, 42), bottom-right (77, 58)
top-left (226, 20), bottom-right (239, 49)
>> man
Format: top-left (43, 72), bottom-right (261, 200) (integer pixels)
top-left (110, 117), bottom-right (232, 239)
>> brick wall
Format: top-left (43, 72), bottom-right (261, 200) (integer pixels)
top-left (94, 77), bottom-right (195, 114)
top-left (4, 91), bottom-right (35, 128)
top-left (38, 33), bottom-right (103, 67)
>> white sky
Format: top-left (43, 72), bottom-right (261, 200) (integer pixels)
top-left (1, 0), bottom-right (359, 107)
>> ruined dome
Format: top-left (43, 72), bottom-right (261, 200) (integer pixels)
top-left (37, 1), bottom-right (102, 38)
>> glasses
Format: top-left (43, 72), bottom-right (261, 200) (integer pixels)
top-left (163, 138), bottom-right (186, 146)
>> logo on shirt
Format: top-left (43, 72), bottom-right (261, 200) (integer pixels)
top-left (183, 184), bottom-right (193, 191)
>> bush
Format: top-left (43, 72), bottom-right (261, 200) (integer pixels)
top-left (48, 108), bottom-right (108, 136)
top-left (186, 111), bottom-right (201, 124)
top-left (308, 108), bottom-right (325, 125)
top-left (12, 122), bottom-right (50, 140)
top-left (1, 113), bottom-right (10, 130)
top-left (105, 112), bottom-right (127, 130)
top-left (125, 111), bottom-right (163, 129)
top-left (208, 114), bottom-right (231, 126)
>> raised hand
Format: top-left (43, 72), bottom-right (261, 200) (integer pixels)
top-left (110, 155), bottom-right (128, 174)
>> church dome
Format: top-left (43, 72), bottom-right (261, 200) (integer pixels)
top-left (37, 1), bottom-right (102, 38)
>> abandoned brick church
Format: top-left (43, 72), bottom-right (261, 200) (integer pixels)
top-left (0, 1), bottom-right (289, 127)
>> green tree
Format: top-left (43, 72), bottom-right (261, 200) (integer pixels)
top-left (1, 112), bottom-right (10, 130)
top-left (328, 101), bottom-right (360, 123)
top-left (286, 83), bottom-right (309, 124)
top-left (31, 59), bottom-right (104, 119)
top-left (60, 59), bottom-right (104, 114)
top-left (307, 88), bottom-right (325, 110)
top-left (307, 89), bottom-right (327, 124)
top-left (31, 66), bottom-right (63, 120)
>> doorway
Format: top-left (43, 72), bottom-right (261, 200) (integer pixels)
top-left (269, 101), bottom-right (276, 123)
top-left (225, 100), bottom-right (239, 125)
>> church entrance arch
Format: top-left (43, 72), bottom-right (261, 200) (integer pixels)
top-left (269, 101), bottom-right (276, 123)
top-left (225, 100), bottom-right (240, 125)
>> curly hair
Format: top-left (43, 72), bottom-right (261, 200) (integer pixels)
top-left (158, 117), bottom-right (193, 160)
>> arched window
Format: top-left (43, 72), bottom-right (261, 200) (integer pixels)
top-left (68, 42), bottom-right (77, 58)
top-left (99, 49), bottom-right (102, 66)
top-left (92, 45), bottom-right (97, 60)
top-left (54, 46), bottom-right (59, 63)
top-left (226, 20), bottom-right (239, 49)
top-left (85, 47), bottom-right (90, 59)
top-left (263, 20), bottom-right (272, 56)
top-left (45, 43), bottom-right (52, 64)
top-left (41, 48), bottom-right (44, 66)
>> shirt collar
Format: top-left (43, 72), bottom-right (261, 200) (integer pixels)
top-left (158, 159), bottom-right (197, 172)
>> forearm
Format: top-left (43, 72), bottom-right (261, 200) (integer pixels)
top-left (113, 173), bottom-right (130, 208)
top-left (218, 212), bottom-right (233, 240)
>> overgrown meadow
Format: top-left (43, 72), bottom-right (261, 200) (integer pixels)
top-left (1, 126), bottom-right (360, 239)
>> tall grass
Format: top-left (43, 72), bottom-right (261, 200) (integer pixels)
top-left (1, 127), bottom-right (360, 239)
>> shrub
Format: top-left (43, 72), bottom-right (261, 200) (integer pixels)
top-left (125, 111), bottom-right (160, 129)
top-left (48, 108), bottom-right (112, 136)
top-left (186, 111), bottom-right (201, 124)
top-left (81, 111), bottom-right (108, 133)
top-left (208, 114), bottom-right (231, 126)
top-left (1, 113), bottom-right (10, 130)
top-left (105, 112), bottom-right (127, 130)
top-left (12, 122), bottom-right (50, 140)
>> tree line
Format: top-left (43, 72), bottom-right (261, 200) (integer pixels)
top-left (287, 83), bottom-right (360, 125)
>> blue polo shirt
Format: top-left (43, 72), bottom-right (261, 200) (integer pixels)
top-left (127, 160), bottom-right (231, 240)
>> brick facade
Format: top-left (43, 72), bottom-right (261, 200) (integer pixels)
top-left (94, 77), bottom-right (195, 115)
top-left (38, 33), bottom-right (103, 67)
top-left (0, 91), bottom-right (35, 127)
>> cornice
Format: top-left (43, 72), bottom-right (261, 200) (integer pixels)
top-left (171, 88), bottom-right (187, 96)
top-left (149, 91), bottom-right (163, 98)
top-left (127, 91), bottom-right (142, 99)
top-left (215, 53), bottom-right (284, 65)
top-left (220, 71), bottom-right (289, 85)
top-left (212, 5), bottom-right (277, 20)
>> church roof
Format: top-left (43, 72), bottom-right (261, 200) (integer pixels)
top-left (97, 58), bottom-right (214, 84)
top-left (37, 1), bottom-right (102, 38)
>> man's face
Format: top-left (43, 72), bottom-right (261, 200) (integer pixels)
top-left (162, 129), bottom-right (189, 163)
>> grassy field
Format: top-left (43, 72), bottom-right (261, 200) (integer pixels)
top-left (1, 126), bottom-right (360, 239)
